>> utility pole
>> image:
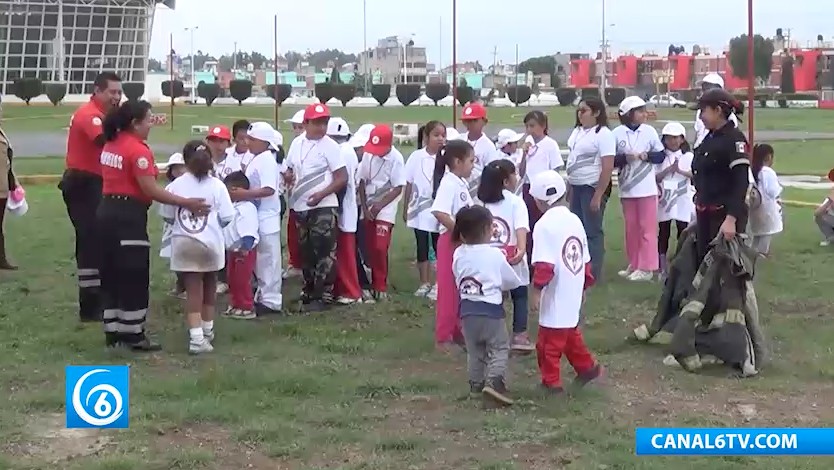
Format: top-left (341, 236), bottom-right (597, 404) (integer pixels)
top-left (363, 0), bottom-right (368, 95)
top-left (600, 0), bottom-right (608, 106)
top-left (491, 46), bottom-right (498, 76)
top-left (184, 26), bottom-right (198, 102)
top-left (233, 41), bottom-right (237, 70)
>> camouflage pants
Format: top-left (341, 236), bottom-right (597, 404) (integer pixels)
top-left (296, 207), bottom-right (338, 300)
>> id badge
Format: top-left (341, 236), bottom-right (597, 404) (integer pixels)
top-left (662, 179), bottom-right (677, 190)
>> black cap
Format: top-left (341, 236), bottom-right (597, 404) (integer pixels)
top-left (689, 88), bottom-right (737, 111)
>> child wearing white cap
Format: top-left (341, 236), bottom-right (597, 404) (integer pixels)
top-left (494, 129), bottom-right (526, 196)
top-left (528, 170), bottom-right (602, 394)
top-left (655, 122), bottom-right (695, 278)
top-left (283, 109), bottom-right (308, 278)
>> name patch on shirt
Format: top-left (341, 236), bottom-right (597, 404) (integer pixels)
top-left (100, 151), bottom-right (123, 169)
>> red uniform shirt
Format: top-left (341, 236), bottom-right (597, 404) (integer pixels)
top-left (101, 132), bottom-right (158, 203)
top-left (66, 97), bottom-right (107, 175)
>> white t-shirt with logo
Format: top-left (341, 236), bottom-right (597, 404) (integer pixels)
top-left (358, 147), bottom-right (406, 225)
top-left (404, 148), bottom-right (439, 232)
top-left (285, 135), bottom-right (346, 213)
top-left (566, 126), bottom-right (617, 187)
top-left (612, 124), bottom-right (665, 199)
top-left (338, 143), bottom-right (360, 233)
top-left (655, 150), bottom-right (695, 223)
top-left (481, 190), bottom-right (530, 284)
top-left (161, 172), bottom-right (235, 271)
top-left (223, 201), bottom-right (260, 250)
top-left (524, 136), bottom-right (565, 183)
top-left (453, 244), bottom-right (523, 306)
top-left (532, 206), bottom-right (590, 329)
top-left (215, 150), bottom-right (244, 180)
top-left (467, 132), bottom-right (499, 173)
top-left (228, 146), bottom-right (254, 171)
top-left (430, 172), bottom-right (473, 234)
top-left (244, 150), bottom-right (282, 235)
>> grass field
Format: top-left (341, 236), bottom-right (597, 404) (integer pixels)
top-left (2, 182), bottom-right (834, 469)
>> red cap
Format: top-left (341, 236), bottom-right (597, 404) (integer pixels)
top-left (207, 125), bottom-right (231, 141)
top-left (363, 124), bottom-right (393, 156)
top-left (304, 103), bottom-right (331, 121)
top-left (461, 102), bottom-right (487, 120)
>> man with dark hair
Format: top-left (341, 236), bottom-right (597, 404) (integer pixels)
top-left (60, 71), bottom-right (123, 322)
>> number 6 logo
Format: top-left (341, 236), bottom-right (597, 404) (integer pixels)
top-left (68, 368), bottom-right (126, 428)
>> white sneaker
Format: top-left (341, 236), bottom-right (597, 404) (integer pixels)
top-left (203, 329), bottom-right (215, 342)
top-left (375, 291), bottom-right (389, 302)
top-left (617, 266), bottom-right (634, 278)
top-left (426, 284), bottom-right (438, 301)
top-left (414, 284), bottom-right (431, 297)
top-left (215, 282), bottom-right (229, 294)
top-left (361, 289), bottom-right (376, 304)
top-left (821, 240), bottom-right (831, 247)
top-left (189, 339), bottom-right (214, 354)
top-left (627, 270), bottom-right (653, 282)
top-left (336, 296), bottom-right (361, 305)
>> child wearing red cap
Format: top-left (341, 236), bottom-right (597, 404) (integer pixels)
top-left (460, 103), bottom-right (500, 200)
top-left (206, 125), bottom-right (238, 178)
top-left (358, 124), bottom-right (406, 300)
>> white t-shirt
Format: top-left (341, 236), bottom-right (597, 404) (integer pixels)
top-left (224, 201), bottom-right (260, 250)
top-left (161, 173), bottom-right (235, 271)
top-left (655, 150), bottom-right (695, 223)
top-left (532, 206), bottom-right (590, 329)
top-left (694, 110), bottom-right (740, 147)
top-left (524, 135), bottom-right (564, 183)
top-left (338, 143), bottom-right (360, 233)
top-left (481, 190), bottom-right (530, 284)
top-left (404, 148), bottom-right (439, 232)
top-left (566, 126), bottom-right (617, 187)
top-left (285, 135), bottom-right (346, 212)
top-left (748, 166), bottom-right (784, 236)
top-left (430, 172), bottom-right (473, 234)
top-left (466, 132), bottom-right (499, 177)
top-left (453, 244), bottom-right (523, 307)
top-left (229, 146), bottom-right (255, 171)
top-left (612, 124), bottom-right (665, 199)
top-left (358, 147), bottom-right (406, 225)
top-left (244, 150), bottom-right (282, 235)
top-left (215, 150), bottom-right (244, 180)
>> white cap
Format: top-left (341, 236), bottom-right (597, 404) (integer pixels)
top-left (495, 129), bottom-right (525, 148)
top-left (285, 110), bottom-right (305, 124)
top-left (274, 130), bottom-right (284, 147)
top-left (661, 122), bottom-right (687, 137)
top-left (167, 152), bottom-right (185, 166)
top-left (529, 170), bottom-right (567, 205)
top-left (445, 127), bottom-right (462, 141)
top-left (348, 124), bottom-right (375, 148)
top-left (619, 96), bottom-right (647, 115)
top-left (701, 73), bottom-right (725, 88)
top-left (327, 117), bottom-right (350, 137)
top-left (247, 121), bottom-right (280, 150)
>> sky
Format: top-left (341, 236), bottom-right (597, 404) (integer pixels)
top-left (149, 0), bottom-right (833, 66)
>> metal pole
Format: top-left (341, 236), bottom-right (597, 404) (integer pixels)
top-left (403, 40), bottom-right (408, 85)
top-left (274, 14), bottom-right (279, 127)
top-left (746, 0), bottom-right (755, 152)
top-left (233, 41), bottom-right (237, 70)
top-left (58, 0), bottom-right (65, 84)
top-left (363, 0), bottom-right (368, 95)
top-left (515, 44), bottom-right (519, 104)
top-left (169, 33), bottom-right (174, 131)
top-left (452, 0), bottom-right (457, 127)
top-left (186, 27), bottom-right (197, 102)
top-left (600, 0), bottom-right (608, 106)
top-left (439, 17), bottom-right (442, 76)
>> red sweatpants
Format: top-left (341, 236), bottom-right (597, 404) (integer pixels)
top-left (536, 325), bottom-right (597, 388)
top-left (334, 231), bottom-right (362, 300)
top-left (287, 210), bottom-right (301, 269)
top-left (363, 219), bottom-right (393, 292)
top-left (227, 250), bottom-right (256, 310)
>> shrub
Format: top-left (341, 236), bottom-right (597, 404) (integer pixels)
top-left (456, 86), bottom-right (474, 106)
top-left (229, 80), bottom-right (253, 106)
top-left (122, 82), bottom-right (145, 102)
top-left (13, 78), bottom-right (43, 105)
top-left (371, 84), bottom-right (391, 106)
top-left (580, 88), bottom-right (600, 99)
top-left (265, 84), bottom-right (292, 106)
top-left (555, 87), bottom-right (577, 106)
top-left (396, 84), bottom-right (421, 106)
top-left (331, 83), bottom-right (357, 106)
top-left (161, 80), bottom-right (185, 104)
top-left (425, 82), bottom-right (450, 105)
top-left (604, 87), bottom-right (626, 107)
top-left (197, 82), bottom-right (221, 107)
top-left (506, 85), bottom-right (532, 105)
top-left (315, 83), bottom-right (334, 105)
top-left (45, 83), bottom-right (67, 106)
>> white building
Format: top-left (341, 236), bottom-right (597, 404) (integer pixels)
top-left (0, 0), bottom-right (174, 96)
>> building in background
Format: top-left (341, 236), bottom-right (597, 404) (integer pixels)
top-left (358, 36), bottom-right (428, 85)
top-left (0, 0), bottom-right (175, 96)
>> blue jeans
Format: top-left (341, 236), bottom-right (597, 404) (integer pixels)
top-left (569, 184), bottom-right (609, 281)
top-left (510, 285), bottom-right (528, 334)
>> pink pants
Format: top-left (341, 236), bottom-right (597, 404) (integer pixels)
top-left (621, 196), bottom-right (659, 271)
top-left (435, 231), bottom-right (462, 344)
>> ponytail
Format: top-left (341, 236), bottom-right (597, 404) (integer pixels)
top-left (751, 143), bottom-right (773, 183)
top-left (431, 139), bottom-right (473, 199)
top-left (432, 144), bottom-right (448, 199)
top-left (103, 100), bottom-right (152, 142)
top-left (417, 125), bottom-right (426, 149)
top-left (186, 146), bottom-right (213, 180)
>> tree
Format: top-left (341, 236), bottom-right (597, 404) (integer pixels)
top-left (780, 56), bottom-right (796, 94)
top-left (604, 87), bottom-right (626, 107)
top-left (728, 34), bottom-right (775, 81)
top-left (147, 58), bottom-right (163, 72)
top-left (266, 84), bottom-right (293, 106)
top-left (161, 80), bottom-right (185, 103)
top-left (506, 85), bottom-right (532, 105)
top-left (329, 67), bottom-right (341, 84)
top-left (229, 80), bottom-right (253, 106)
top-left (425, 83), bottom-right (450, 105)
top-left (197, 82), bottom-right (221, 106)
top-left (351, 73), bottom-right (367, 96)
top-left (13, 78), bottom-right (43, 105)
top-left (45, 83), bottom-right (67, 106)
top-left (122, 82), bottom-right (145, 102)
top-left (456, 86), bottom-right (474, 106)
top-left (555, 87), bottom-right (577, 106)
top-left (459, 76), bottom-right (468, 88)
top-left (396, 84), bottom-right (421, 106)
top-left (531, 81), bottom-right (541, 96)
top-left (371, 84), bottom-right (391, 106)
top-left (518, 55), bottom-right (558, 91)
top-left (315, 83), bottom-right (334, 105)
top-left (331, 83), bottom-right (356, 106)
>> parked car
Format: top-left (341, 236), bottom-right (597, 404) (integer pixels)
top-left (648, 94), bottom-right (687, 108)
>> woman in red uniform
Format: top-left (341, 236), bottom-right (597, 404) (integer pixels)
top-left (98, 100), bottom-right (209, 351)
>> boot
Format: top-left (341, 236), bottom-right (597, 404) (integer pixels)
top-left (0, 232), bottom-right (17, 270)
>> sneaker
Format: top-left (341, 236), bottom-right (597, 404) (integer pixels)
top-left (362, 290), bottom-right (376, 304)
top-left (215, 282), bottom-right (229, 295)
top-left (617, 266), bottom-right (634, 278)
top-left (469, 381), bottom-right (485, 397)
top-left (336, 296), bottom-right (361, 305)
top-left (482, 377), bottom-right (514, 406)
top-left (374, 291), bottom-right (389, 302)
top-left (125, 338), bottom-right (162, 352)
top-left (203, 329), bottom-right (215, 342)
top-left (189, 339), bottom-right (214, 354)
top-left (575, 364), bottom-right (604, 387)
top-left (413, 284), bottom-right (431, 297)
top-left (426, 284), bottom-right (438, 301)
top-left (511, 332), bottom-right (535, 352)
top-left (221, 306), bottom-right (235, 317)
top-left (821, 240), bottom-right (831, 247)
top-left (627, 270), bottom-right (653, 282)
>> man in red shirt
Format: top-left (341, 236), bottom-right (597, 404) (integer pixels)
top-left (60, 72), bottom-right (123, 322)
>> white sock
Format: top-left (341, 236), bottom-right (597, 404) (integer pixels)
top-left (202, 320), bottom-right (214, 332)
top-left (189, 327), bottom-right (204, 343)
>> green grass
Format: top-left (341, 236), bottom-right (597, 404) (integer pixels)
top-left (2, 185), bottom-right (834, 469)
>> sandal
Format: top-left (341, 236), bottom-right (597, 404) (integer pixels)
top-left (229, 309), bottom-right (256, 320)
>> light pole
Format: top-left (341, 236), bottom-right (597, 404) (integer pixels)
top-left (600, 0), bottom-right (608, 106)
top-left (746, 0), bottom-right (755, 152)
top-left (400, 33), bottom-right (415, 84)
top-left (184, 26), bottom-right (198, 102)
top-left (452, 0), bottom-right (457, 127)
top-left (363, 0), bottom-right (368, 95)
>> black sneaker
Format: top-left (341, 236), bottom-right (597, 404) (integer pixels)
top-left (469, 381), bottom-right (485, 397)
top-left (125, 338), bottom-right (162, 352)
top-left (302, 300), bottom-right (329, 313)
top-left (255, 303), bottom-right (283, 316)
top-left (482, 377), bottom-right (514, 406)
top-left (105, 333), bottom-right (120, 348)
top-left (575, 364), bottom-right (603, 387)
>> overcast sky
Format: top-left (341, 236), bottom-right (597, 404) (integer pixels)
top-left (149, 0), bottom-right (832, 65)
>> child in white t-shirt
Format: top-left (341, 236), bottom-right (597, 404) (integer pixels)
top-left (222, 171), bottom-right (260, 320)
top-left (452, 205), bottom-right (523, 406)
top-left (655, 122), bottom-right (695, 277)
top-left (160, 146), bottom-right (235, 354)
top-left (529, 170), bottom-right (603, 394)
top-left (748, 144), bottom-right (783, 256)
top-left (477, 160), bottom-right (533, 352)
top-left (161, 152), bottom-right (186, 298)
top-left (493, 129), bottom-right (526, 197)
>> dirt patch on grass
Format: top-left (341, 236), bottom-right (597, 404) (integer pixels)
top-left (151, 424), bottom-right (283, 469)
top-left (3, 413), bottom-right (111, 465)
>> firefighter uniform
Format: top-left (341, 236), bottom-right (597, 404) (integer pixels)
top-left (61, 97), bottom-right (107, 322)
top-left (98, 132), bottom-right (159, 350)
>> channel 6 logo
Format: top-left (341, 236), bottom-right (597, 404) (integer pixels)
top-left (65, 365), bottom-right (129, 429)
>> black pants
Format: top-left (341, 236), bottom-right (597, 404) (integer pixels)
top-left (60, 169), bottom-right (103, 321)
top-left (414, 229), bottom-right (439, 263)
top-left (355, 209), bottom-right (371, 290)
top-left (97, 196), bottom-right (151, 345)
top-left (695, 207), bottom-right (747, 266)
top-left (658, 220), bottom-right (688, 256)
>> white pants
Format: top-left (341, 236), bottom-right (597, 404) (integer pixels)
top-left (255, 232), bottom-right (282, 310)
